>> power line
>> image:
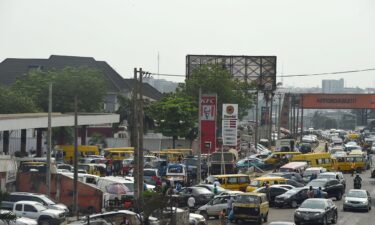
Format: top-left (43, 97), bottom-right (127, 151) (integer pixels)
top-left (150, 67), bottom-right (375, 78)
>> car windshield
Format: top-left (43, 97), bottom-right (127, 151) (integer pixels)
top-left (184, 158), bottom-right (198, 166)
top-left (300, 200), bottom-right (326, 209)
top-left (122, 183), bottom-right (135, 192)
top-left (303, 170), bottom-right (318, 177)
top-left (250, 180), bottom-right (261, 187)
top-left (284, 188), bottom-right (300, 196)
top-left (40, 196), bottom-right (56, 205)
top-left (144, 170), bottom-right (156, 176)
top-left (34, 203), bottom-right (47, 211)
top-left (317, 174), bottom-right (335, 179)
top-left (236, 195), bottom-right (259, 204)
top-left (168, 165), bottom-right (183, 173)
top-left (307, 180), bottom-right (327, 187)
top-left (194, 187), bottom-right (212, 194)
top-left (347, 191), bottom-right (367, 198)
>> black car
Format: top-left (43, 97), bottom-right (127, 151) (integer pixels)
top-left (195, 184), bottom-right (226, 195)
top-left (294, 198), bottom-right (338, 225)
top-left (299, 143), bottom-right (312, 154)
top-left (306, 178), bottom-right (344, 200)
top-left (175, 187), bottom-right (214, 207)
top-left (286, 179), bottom-right (304, 188)
top-left (274, 187), bottom-right (328, 208)
top-left (255, 186), bottom-right (290, 206)
top-left (317, 172), bottom-right (346, 191)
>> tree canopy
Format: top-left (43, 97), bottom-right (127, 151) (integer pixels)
top-left (0, 85), bottom-right (38, 113)
top-left (179, 64), bottom-right (254, 119)
top-left (149, 93), bottom-right (197, 148)
top-left (12, 66), bottom-right (107, 112)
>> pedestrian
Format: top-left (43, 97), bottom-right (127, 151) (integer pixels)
top-left (351, 161), bottom-right (356, 176)
top-left (315, 187), bottom-right (322, 198)
top-left (308, 186), bottom-right (315, 198)
top-left (219, 209), bottom-right (227, 225)
top-left (310, 173), bottom-right (317, 181)
top-left (187, 196), bottom-right (195, 212)
top-left (213, 178), bottom-right (221, 187)
top-left (324, 142), bottom-right (329, 152)
top-left (213, 183), bottom-right (219, 195)
top-left (227, 197), bottom-right (234, 216)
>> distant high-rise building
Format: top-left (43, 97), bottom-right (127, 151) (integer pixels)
top-left (322, 78), bottom-right (344, 93)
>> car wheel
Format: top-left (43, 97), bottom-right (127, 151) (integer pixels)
top-left (366, 206), bottom-right (370, 212)
top-left (295, 222), bottom-right (300, 225)
top-left (336, 192), bottom-right (342, 200)
top-left (331, 212), bottom-right (338, 224)
top-left (200, 211), bottom-right (208, 220)
top-left (39, 220), bottom-right (50, 225)
top-left (291, 200), bottom-right (298, 208)
top-left (343, 207), bottom-right (347, 212)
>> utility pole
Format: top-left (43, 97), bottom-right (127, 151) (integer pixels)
top-left (73, 95), bottom-right (78, 219)
top-left (138, 68), bottom-right (145, 210)
top-left (277, 94), bottom-right (282, 141)
top-left (300, 95), bottom-right (304, 142)
top-left (269, 94), bottom-right (274, 144)
top-left (132, 68), bottom-right (139, 212)
top-left (254, 91), bottom-right (259, 151)
top-left (197, 88), bottom-right (202, 183)
top-left (46, 83), bottom-right (52, 197)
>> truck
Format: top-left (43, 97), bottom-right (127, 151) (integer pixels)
top-left (209, 149), bottom-right (238, 175)
top-left (13, 201), bottom-right (66, 225)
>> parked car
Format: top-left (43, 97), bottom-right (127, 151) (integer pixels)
top-left (232, 193), bottom-right (269, 224)
top-left (0, 192), bottom-right (69, 215)
top-left (0, 210), bottom-right (37, 225)
top-left (12, 201), bottom-right (66, 225)
top-left (306, 178), bottom-right (344, 200)
top-left (236, 157), bottom-right (269, 170)
top-left (176, 187), bottom-right (214, 207)
top-left (274, 187), bottom-right (327, 208)
top-left (254, 186), bottom-right (290, 206)
top-left (317, 172), bottom-right (346, 190)
top-left (299, 143), bottom-right (312, 154)
top-left (194, 184), bottom-right (226, 195)
top-left (343, 189), bottom-right (372, 212)
top-left (294, 198), bottom-right (338, 225)
top-left (302, 167), bottom-right (327, 183)
top-left (196, 194), bottom-right (238, 219)
top-left (285, 179), bottom-right (304, 188)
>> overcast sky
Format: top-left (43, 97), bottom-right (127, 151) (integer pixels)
top-left (1, 0), bottom-right (374, 88)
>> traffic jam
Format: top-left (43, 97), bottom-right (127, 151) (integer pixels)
top-left (1, 129), bottom-right (374, 225)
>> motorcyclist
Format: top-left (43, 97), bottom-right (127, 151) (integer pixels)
top-left (354, 174), bottom-right (362, 189)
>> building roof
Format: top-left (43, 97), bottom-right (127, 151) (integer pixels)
top-left (124, 79), bottom-right (162, 101)
top-left (0, 56), bottom-right (162, 100)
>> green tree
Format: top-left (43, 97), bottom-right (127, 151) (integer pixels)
top-left (179, 64), bottom-right (254, 122)
top-left (12, 66), bottom-right (107, 112)
top-left (149, 93), bottom-right (197, 148)
top-left (0, 85), bottom-right (39, 113)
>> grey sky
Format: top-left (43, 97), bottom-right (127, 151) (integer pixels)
top-left (1, 0), bottom-right (374, 88)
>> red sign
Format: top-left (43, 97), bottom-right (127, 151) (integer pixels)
top-left (302, 94), bottom-right (375, 109)
top-left (200, 95), bottom-right (217, 154)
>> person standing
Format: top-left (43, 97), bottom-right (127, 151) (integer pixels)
top-left (308, 186), bottom-right (315, 198)
top-left (227, 197), bottom-right (234, 216)
top-left (315, 187), bottom-right (322, 198)
top-left (324, 142), bottom-right (329, 153)
top-left (213, 183), bottom-right (219, 195)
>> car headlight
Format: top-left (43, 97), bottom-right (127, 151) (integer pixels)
top-left (314, 212), bottom-right (322, 216)
top-left (362, 200), bottom-right (368, 204)
top-left (344, 200), bottom-right (349, 203)
top-left (295, 211), bottom-right (301, 215)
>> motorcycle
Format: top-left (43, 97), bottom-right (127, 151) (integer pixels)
top-left (354, 180), bottom-right (362, 189)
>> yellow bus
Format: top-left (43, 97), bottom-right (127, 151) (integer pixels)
top-left (161, 149), bottom-right (193, 157)
top-left (103, 147), bottom-right (134, 160)
top-left (291, 153), bottom-right (336, 171)
top-left (56, 145), bottom-right (99, 162)
top-left (153, 151), bottom-right (184, 162)
top-left (336, 155), bottom-right (366, 172)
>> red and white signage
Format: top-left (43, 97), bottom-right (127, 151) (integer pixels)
top-left (200, 95), bottom-right (217, 154)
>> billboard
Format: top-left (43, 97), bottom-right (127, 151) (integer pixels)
top-left (302, 94), bottom-right (375, 109)
top-left (200, 95), bottom-right (217, 154)
top-left (223, 104), bottom-right (238, 119)
top-left (186, 55), bottom-right (277, 91)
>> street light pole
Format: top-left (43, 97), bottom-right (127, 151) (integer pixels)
top-left (46, 83), bottom-right (52, 197)
top-left (73, 95), bottom-right (78, 219)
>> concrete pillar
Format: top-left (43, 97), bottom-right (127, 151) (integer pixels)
top-left (36, 128), bottom-right (43, 157)
top-left (81, 125), bottom-right (87, 145)
top-left (2, 131), bottom-right (9, 155)
top-left (20, 129), bottom-right (27, 155)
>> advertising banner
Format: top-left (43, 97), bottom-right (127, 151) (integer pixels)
top-left (223, 104), bottom-right (238, 119)
top-left (222, 119), bottom-right (238, 146)
top-left (302, 94), bottom-right (375, 109)
top-left (200, 95), bottom-right (217, 154)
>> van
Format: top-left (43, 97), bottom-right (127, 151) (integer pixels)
top-left (264, 152), bottom-right (301, 166)
top-left (161, 149), bottom-right (193, 157)
top-left (104, 148), bottom-right (134, 161)
top-left (279, 162), bottom-right (308, 174)
top-left (291, 153), bottom-right (335, 171)
top-left (211, 174), bottom-right (251, 191)
top-left (232, 193), bottom-right (269, 224)
top-left (77, 163), bottom-right (102, 176)
top-left (96, 177), bottom-right (134, 202)
top-left (56, 145), bottom-right (99, 162)
top-left (246, 176), bottom-right (287, 192)
top-left (302, 167), bottom-right (327, 183)
top-left (336, 155), bottom-right (366, 172)
top-left (153, 151), bottom-right (184, 163)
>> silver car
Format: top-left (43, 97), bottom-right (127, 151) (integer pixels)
top-left (196, 194), bottom-right (237, 219)
top-left (343, 189), bottom-right (372, 212)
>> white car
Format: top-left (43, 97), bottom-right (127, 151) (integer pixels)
top-left (0, 210), bottom-right (37, 225)
top-left (13, 201), bottom-right (65, 225)
top-left (343, 189), bottom-right (372, 212)
top-left (189, 213), bottom-right (206, 225)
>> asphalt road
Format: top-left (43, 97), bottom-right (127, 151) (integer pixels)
top-left (207, 142), bottom-right (375, 225)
